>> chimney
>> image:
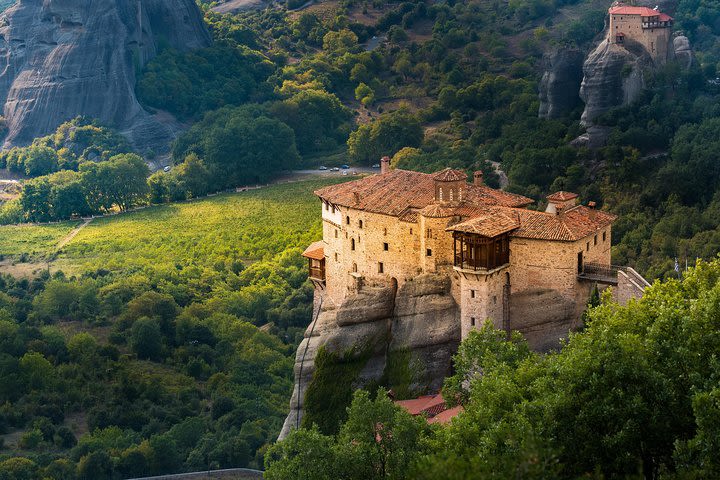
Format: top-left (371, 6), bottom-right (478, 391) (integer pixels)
top-left (380, 156), bottom-right (390, 174)
top-left (473, 171), bottom-right (484, 186)
top-left (588, 201), bottom-right (597, 220)
top-left (545, 191), bottom-right (579, 215)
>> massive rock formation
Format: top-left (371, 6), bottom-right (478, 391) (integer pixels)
top-left (279, 274), bottom-right (461, 440)
top-left (579, 39), bottom-right (649, 127)
top-left (0, 0), bottom-right (211, 153)
top-left (538, 48), bottom-right (585, 119)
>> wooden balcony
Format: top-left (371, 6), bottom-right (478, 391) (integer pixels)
top-left (453, 232), bottom-right (510, 272)
top-left (309, 265), bottom-right (325, 282)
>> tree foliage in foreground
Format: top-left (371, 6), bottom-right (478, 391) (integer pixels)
top-left (266, 259), bottom-right (720, 480)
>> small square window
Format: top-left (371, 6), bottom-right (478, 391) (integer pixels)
top-left (470, 290), bottom-right (475, 298)
top-left (426, 249), bottom-right (432, 257)
top-left (378, 262), bottom-right (384, 274)
top-left (470, 317), bottom-right (476, 326)
top-left (383, 243), bottom-right (389, 251)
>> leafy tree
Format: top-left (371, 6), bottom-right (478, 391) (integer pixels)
top-left (348, 109), bottom-right (423, 164)
top-left (130, 317), bottom-right (163, 361)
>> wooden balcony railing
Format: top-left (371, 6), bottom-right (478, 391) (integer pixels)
top-left (309, 266), bottom-right (325, 281)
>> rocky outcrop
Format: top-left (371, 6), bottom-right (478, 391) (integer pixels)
top-left (0, 0), bottom-right (211, 153)
top-left (538, 48), bottom-right (585, 119)
top-left (279, 274), bottom-right (460, 440)
top-left (579, 39), bottom-right (649, 127)
top-left (674, 35), bottom-right (693, 69)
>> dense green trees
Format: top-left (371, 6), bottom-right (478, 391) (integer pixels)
top-left (266, 389), bottom-right (429, 480)
top-left (13, 154), bottom-right (150, 222)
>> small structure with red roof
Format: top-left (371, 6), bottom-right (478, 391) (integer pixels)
top-left (395, 394), bottom-right (464, 425)
top-left (607, 2), bottom-right (674, 61)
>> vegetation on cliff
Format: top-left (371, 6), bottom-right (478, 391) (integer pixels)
top-left (267, 259), bottom-right (720, 480)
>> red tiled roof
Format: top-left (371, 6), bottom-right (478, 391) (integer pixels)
top-left (302, 241), bottom-right (324, 260)
top-left (658, 12), bottom-right (673, 21)
top-left (547, 191), bottom-right (578, 202)
top-left (511, 206), bottom-right (616, 242)
top-left (433, 168), bottom-right (467, 182)
top-left (448, 210), bottom-right (520, 237)
top-left (315, 169), bottom-right (532, 217)
top-left (427, 406), bottom-right (464, 425)
top-left (609, 5), bottom-right (664, 17)
top-left (418, 204), bottom-right (457, 218)
top-left (395, 394), bottom-right (446, 416)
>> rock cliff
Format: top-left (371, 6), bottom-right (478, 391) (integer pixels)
top-left (0, 0), bottom-right (211, 152)
top-left (538, 48), bottom-right (585, 119)
top-left (279, 274), bottom-right (460, 440)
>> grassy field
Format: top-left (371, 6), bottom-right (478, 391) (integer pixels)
top-left (0, 221), bottom-right (79, 258)
top-left (0, 178), bottom-right (344, 277)
top-left (54, 178), bottom-right (339, 275)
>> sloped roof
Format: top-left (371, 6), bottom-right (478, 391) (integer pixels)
top-left (446, 205), bottom-right (616, 242)
top-left (448, 210), bottom-right (520, 237)
top-left (315, 169), bottom-right (532, 217)
top-left (609, 5), bottom-right (664, 16)
top-left (395, 394), bottom-right (446, 416)
top-left (547, 191), bottom-right (578, 202)
top-left (511, 206), bottom-right (616, 242)
top-left (433, 168), bottom-right (467, 182)
top-left (302, 241), bottom-right (325, 260)
top-left (427, 405), bottom-right (464, 425)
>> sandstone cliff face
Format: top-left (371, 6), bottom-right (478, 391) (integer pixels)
top-left (0, 0), bottom-right (211, 152)
top-left (279, 274), bottom-right (460, 440)
top-left (538, 48), bottom-right (584, 119)
top-left (579, 39), bottom-right (649, 127)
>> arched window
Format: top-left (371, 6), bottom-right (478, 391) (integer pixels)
top-left (352, 262), bottom-right (358, 273)
top-left (351, 238), bottom-right (355, 250)
top-left (359, 220), bottom-right (363, 229)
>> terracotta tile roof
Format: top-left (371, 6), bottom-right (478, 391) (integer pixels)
top-left (427, 406), bottom-right (464, 425)
top-left (302, 241), bottom-right (325, 260)
top-left (609, 5), bottom-right (665, 17)
top-left (547, 191), bottom-right (578, 202)
top-left (315, 169), bottom-right (532, 217)
top-left (395, 394), bottom-right (446, 416)
top-left (510, 206), bottom-right (616, 242)
top-left (433, 168), bottom-right (467, 182)
top-left (418, 204), bottom-right (457, 218)
top-left (446, 205), bottom-right (615, 242)
top-left (447, 210), bottom-right (520, 237)
top-left (658, 12), bottom-right (673, 21)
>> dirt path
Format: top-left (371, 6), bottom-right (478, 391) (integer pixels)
top-left (56, 218), bottom-right (92, 251)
